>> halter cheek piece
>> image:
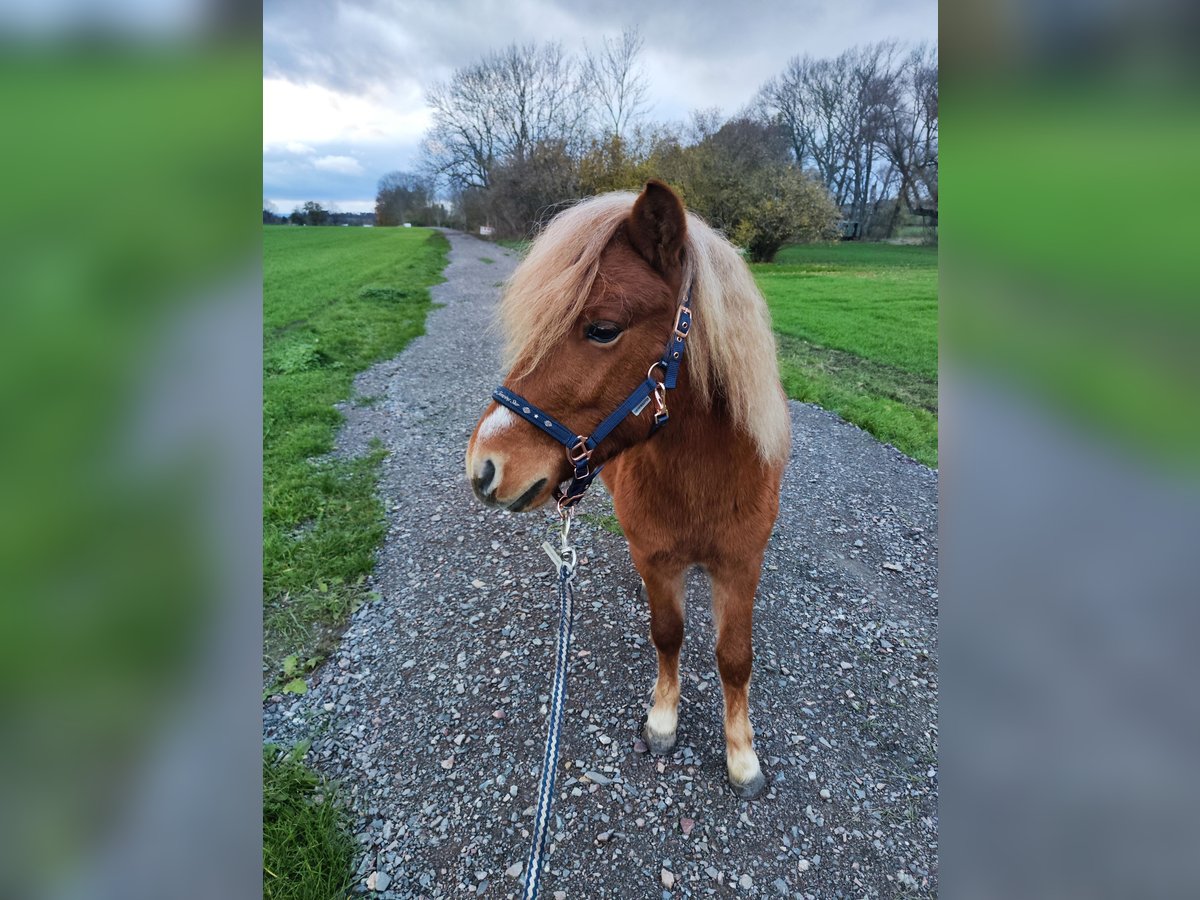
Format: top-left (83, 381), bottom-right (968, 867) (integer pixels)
top-left (491, 291), bottom-right (693, 511)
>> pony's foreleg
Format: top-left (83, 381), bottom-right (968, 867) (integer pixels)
top-left (634, 562), bottom-right (686, 754)
top-left (711, 566), bottom-right (765, 799)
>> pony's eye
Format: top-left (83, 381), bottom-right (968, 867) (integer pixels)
top-left (585, 321), bottom-right (622, 344)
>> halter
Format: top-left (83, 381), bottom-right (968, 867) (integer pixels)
top-left (491, 289), bottom-right (693, 510)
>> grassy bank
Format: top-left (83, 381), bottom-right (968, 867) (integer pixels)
top-left (753, 243), bottom-right (938, 466)
top-left (263, 225), bottom-right (448, 686)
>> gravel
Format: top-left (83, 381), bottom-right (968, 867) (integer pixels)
top-left (263, 230), bottom-right (939, 898)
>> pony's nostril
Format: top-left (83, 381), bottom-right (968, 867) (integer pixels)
top-left (472, 458), bottom-right (497, 498)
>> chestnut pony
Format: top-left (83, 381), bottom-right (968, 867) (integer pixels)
top-left (466, 181), bottom-right (790, 798)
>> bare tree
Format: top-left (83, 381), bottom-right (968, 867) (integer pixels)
top-left (881, 44), bottom-right (938, 230)
top-left (837, 42), bottom-right (901, 229)
top-left (424, 42), bottom-right (589, 191)
top-left (756, 42), bottom-right (933, 236)
top-left (583, 26), bottom-right (649, 139)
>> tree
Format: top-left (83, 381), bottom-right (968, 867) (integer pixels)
top-left (583, 27), bottom-right (649, 140)
top-left (646, 115), bottom-right (838, 261)
top-left (880, 44), bottom-right (938, 230)
top-left (730, 168), bottom-right (841, 262)
top-left (654, 117), bottom-right (792, 234)
top-left (414, 37), bottom-right (934, 239)
top-left (486, 140), bottom-right (580, 236)
top-left (424, 42), bottom-right (589, 192)
top-left (375, 171), bottom-right (431, 226)
top-left (302, 202), bottom-right (331, 226)
top-left (754, 42), bottom-right (910, 236)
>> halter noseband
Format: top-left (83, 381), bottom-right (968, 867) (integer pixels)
top-left (491, 290), bottom-right (694, 511)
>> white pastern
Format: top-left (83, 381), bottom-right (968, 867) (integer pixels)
top-left (646, 703), bottom-right (678, 739)
top-left (727, 746), bottom-right (762, 785)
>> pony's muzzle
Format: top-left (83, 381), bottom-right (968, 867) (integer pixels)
top-left (467, 403), bottom-right (561, 512)
top-left (467, 449), bottom-right (552, 512)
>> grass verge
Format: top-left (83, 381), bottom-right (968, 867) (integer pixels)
top-left (753, 242), bottom-right (938, 466)
top-left (264, 226), bottom-right (448, 687)
top-left (263, 742), bottom-right (356, 900)
top-left (495, 238), bottom-right (531, 254)
top-left (581, 512), bottom-right (624, 536)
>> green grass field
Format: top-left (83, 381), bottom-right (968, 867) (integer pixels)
top-left (753, 243), bottom-right (939, 466)
top-left (264, 225), bottom-right (448, 686)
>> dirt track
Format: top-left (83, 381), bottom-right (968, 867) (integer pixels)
top-left (264, 230), bottom-right (939, 898)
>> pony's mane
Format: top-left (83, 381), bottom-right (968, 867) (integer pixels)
top-left (499, 191), bottom-right (791, 464)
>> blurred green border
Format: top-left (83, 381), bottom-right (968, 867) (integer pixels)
top-left (945, 79), bottom-right (1200, 470)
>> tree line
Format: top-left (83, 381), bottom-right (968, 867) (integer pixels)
top-left (373, 31), bottom-right (935, 258)
top-left (263, 201), bottom-right (378, 227)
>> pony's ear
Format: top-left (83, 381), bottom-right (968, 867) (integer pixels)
top-left (627, 180), bottom-right (687, 276)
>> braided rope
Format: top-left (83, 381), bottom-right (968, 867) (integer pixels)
top-left (522, 566), bottom-right (574, 900)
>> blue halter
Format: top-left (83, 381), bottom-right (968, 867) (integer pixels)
top-left (491, 290), bottom-right (693, 510)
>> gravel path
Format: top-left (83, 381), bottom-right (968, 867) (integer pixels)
top-left (264, 230), bottom-right (939, 899)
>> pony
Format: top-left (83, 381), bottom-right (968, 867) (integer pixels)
top-left (466, 181), bottom-right (790, 798)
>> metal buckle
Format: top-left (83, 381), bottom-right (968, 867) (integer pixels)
top-left (647, 361), bottom-right (667, 382)
top-left (566, 436), bottom-right (592, 466)
top-left (672, 305), bottom-right (692, 341)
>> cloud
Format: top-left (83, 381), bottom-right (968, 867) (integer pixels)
top-left (264, 0), bottom-right (937, 106)
top-left (262, 77), bottom-right (431, 149)
top-left (312, 155), bottom-right (364, 175)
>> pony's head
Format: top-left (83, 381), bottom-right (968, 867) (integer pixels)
top-left (466, 180), bottom-right (789, 511)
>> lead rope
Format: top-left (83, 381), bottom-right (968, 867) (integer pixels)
top-left (523, 510), bottom-right (577, 900)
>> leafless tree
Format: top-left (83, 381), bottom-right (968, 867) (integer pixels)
top-left (880, 43), bottom-right (938, 229)
top-left (583, 26), bottom-right (649, 139)
top-left (755, 42), bottom-right (930, 236)
top-left (424, 42), bottom-right (590, 191)
top-left (838, 42), bottom-right (901, 229)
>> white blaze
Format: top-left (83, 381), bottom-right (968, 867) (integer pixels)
top-left (477, 405), bottom-right (518, 442)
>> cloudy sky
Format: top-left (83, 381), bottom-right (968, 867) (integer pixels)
top-left (263, 0), bottom-right (937, 214)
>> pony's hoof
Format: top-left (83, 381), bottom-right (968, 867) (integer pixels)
top-left (729, 769), bottom-right (766, 800)
top-left (642, 719), bottom-right (677, 755)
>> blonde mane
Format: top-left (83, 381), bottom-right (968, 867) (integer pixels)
top-left (499, 191), bottom-right (791, 465)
